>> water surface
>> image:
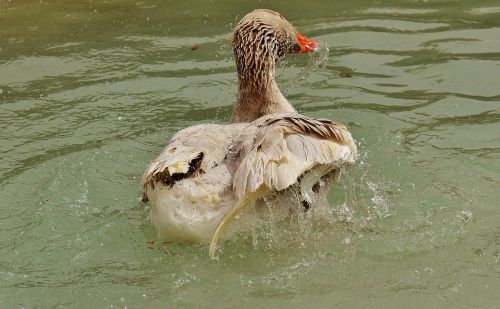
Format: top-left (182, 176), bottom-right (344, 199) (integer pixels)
top-left (1, 0), bottom-right (499, 307)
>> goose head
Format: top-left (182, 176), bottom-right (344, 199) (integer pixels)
top-left (233, 9), bottom-right (317, 83)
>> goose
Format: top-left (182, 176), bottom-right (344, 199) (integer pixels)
top-left (141, 9), bottom-right (357, 257)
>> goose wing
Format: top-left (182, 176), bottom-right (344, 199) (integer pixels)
top-left (233, 113), bottom-right (357, 200)
top-left (209, 113), bottom-right (357, 256)
top-left (141, 123), bottom-right (246, 201)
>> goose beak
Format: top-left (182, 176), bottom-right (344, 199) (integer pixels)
top-left (295, 32), bottom-right (318, 53)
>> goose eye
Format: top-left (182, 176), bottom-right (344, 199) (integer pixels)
top-left (290, 43), bottom-right (302, 53)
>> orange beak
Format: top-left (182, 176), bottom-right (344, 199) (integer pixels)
top-left (295, 32), bottom-right (318, 53)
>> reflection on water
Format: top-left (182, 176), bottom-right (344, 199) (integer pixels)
top-left (1, 0), bottom-right (499, 307)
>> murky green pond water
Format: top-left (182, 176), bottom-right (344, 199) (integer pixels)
top-left (1, 0), bottom-right (499, 307)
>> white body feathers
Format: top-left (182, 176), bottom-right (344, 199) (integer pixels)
top-left (141, 114), bottom-right (356, 243)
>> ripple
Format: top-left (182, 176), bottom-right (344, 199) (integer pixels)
top-left (468, 7), bottom-right (500, 15)
top-left (363, 8), bottom-right (438, 15)
top-left (312, 19), bottom-right (448, 32)
top-left (1, 1), bottom-right (500, 307)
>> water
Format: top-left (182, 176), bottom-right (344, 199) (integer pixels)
top-left (1, 0), bottom-right (499, 307)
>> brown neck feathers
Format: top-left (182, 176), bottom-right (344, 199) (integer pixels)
top-left (229, 19), bottom-right (296, 123)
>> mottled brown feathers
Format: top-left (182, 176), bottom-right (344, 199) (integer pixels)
top-left (264, 116), bottom-right (351, 144)
top-left (230, 10), bottom-right (298, 123)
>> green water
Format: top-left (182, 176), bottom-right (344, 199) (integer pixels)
top-left (1, 0), bottom-right (499, 307)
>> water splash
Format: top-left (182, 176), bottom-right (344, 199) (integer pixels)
top-left (279, 40), bottom-right (330, 95)
top-left (216, 153), bottom-right (396, 256)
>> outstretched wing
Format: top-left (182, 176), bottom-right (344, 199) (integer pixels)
top-left (233, 114), bottom-right (357, 200)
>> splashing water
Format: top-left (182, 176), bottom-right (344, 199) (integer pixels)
top-left (208, 38), bottom-right (395, 254)
top-left (279, 40), bottom-right (330, 95)
top-left (215, 148), bottom-right (396, 256)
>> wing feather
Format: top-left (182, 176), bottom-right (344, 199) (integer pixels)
top-left (233, 114), bottom-right (357, 200)
top-left (141, 123), bottom-right (247, 200)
